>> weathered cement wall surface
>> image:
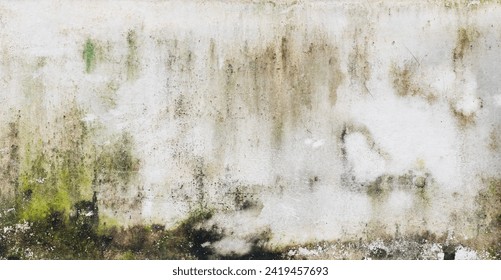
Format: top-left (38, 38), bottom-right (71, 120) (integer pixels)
top-left (0, 0), bottom-right (500, 259)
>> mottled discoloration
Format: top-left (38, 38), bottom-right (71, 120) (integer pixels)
top-left (126, 30), bottom-right (140, 80)
top-left (489, 128), bottom-right (499, 151)
top-left (1, 0), bottom-right (500, 260)
top-left (450, 105), bottom-right (477, 127)
top-left (0, 120), bottom-right (20, 206)
top-left (453, 27), bottom-right (479, 63)
top-left (473, 178), bottom-right (501, 259)
top-left (99, 80), bottom-right (119, 108)
top-left (208, 30), bottom-right (343, 149)
top-left (14, 107), bottom-right (93, 221)
top-left (391, 62), bottom-right (437, 103)
top-left (348, 27), bottom-right (372, 95)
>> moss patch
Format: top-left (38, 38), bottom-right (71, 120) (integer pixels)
top-left (83, 39), bottom-right (96, 73)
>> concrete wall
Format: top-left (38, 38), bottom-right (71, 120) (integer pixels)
top-left (0, 0), bottom-right (500, 259)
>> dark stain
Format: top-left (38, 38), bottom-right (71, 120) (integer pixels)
top-left (2, 120), bottom-right (20, 195)
top-left (221, 231), bottom-right (285, 260)
top-left (232, 188), bottom-right (257, 211)
top-left (340, 124), bottom-right (348, 159)
top-left (193, 160), bottom-right (207, 208)
top-left (174, 95), bottom-right (189, 119)
top-left (340, 122), bottom-right (391, 161)
top-left (369, 247), bottom-right (388, 259)
top-left (443, 244), bottom-right (456, 260)
top-left (308, 176), bottom-right (319, 191)
top-left (366, 175), bottom-right (393, 198)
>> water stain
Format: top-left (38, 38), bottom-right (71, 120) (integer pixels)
top-left (211, 29), bottom-right (344, 149)
top-left (453, 27), bottom-right (479, 63)
top-left (348, 27), bottom-right (372, 95)
top-left (341, 122), bottom-right (391, 162)
top-left (390, 62), bottom-right (437, 103)
top-left (450, 105), bottom-right (477, 127)
top-left (0, 118), bottom-right (20, 204)
top-left (474, 178), bottom-right (501, 259)
top-left (97, 80), bottom-right (119, 109)
top-left (126, 30), bottom-right (140, 80)
top-left (489, 128), bottom-right (499, 151)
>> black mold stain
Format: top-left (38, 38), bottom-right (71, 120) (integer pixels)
top-left (191, 159), bottom-right (208, 209)
top-left (232, 187), bottom-right (258, 211)
top-left (222, 239), bottom-right (285, 260)
top-left (443, 244), bottom-right (456, 260)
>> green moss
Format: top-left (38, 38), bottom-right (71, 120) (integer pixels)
top-left (14, 107), bottom-right (95, 222)
top-left (83, 39), bottom-right (96, 73)
top-left (16, 149), bottom-right (92, 222)
top-left (120, 251), bottom-right (136, 260)
top-left (0, 106), bottom-right (144, 259)
top-left (97, 215), bottom-right (120, 234)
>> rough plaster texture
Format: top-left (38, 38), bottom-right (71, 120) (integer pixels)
top-left (0, 0), bottom-right (500, 259)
